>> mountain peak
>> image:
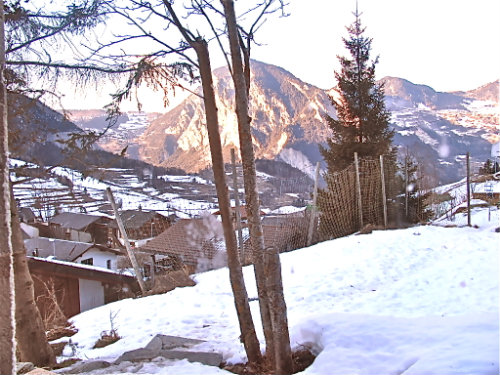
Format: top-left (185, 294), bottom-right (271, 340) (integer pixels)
top-left (137, 60), bottom-right (334, 173)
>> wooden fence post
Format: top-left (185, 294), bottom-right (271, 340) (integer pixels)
top-left (106, 187), bottom-right (147, 294)
top-left (307, 162), bottom-right (320, 246)
top-left (354, 152), bottom-right (364, 229)
top-left (380, 155), bottom-right (388, 228)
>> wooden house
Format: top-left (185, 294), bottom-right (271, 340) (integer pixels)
top-left (19, 207), bottom-right (37, 224)
top-left (24, 237), bottom-right (122, 270)
top-left (49, 212), bottom-right (112, 244)
top-left (212, 205), bottom-right (266, 228)
top-left (108, 209), bottom-right (173, 247)
top-left (28, 257), bottom-right (137, 318)
top-left (139, 217), bottom-right (227, 274)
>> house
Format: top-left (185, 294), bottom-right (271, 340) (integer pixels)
top-left (49, 212), bottom-right (112, 244)
top-left (19, 207), bottom-right (37, 224)
top-left (24, 237), bottom-right (122, 270)
top-left (28, 257), bottom-right (137, 318)
top-left (108, 209), bottom-right (173, 247)
top-left (212, 205), bottom-right (266, 227)
top-left (139, 216), bottom-right (227, 274)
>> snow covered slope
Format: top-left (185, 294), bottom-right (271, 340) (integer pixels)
top-left (58, 210), bottom-right (499, 374)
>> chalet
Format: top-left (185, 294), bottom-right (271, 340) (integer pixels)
top-left (49, 212), bottom-right (112, 244)
top-left (28, 257), bottom-right (137, 318)
top-left (19, 207), bottom-right (37, 224)
top-left (139, 217), bottom-right (227, 274)
top-left (109, 209), bottom-right (173, 247)
top-left (212, 205), bottom-right (266, 227)
top-left (24, 237), bottom-right (122, 270)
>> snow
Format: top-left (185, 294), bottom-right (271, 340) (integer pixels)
top-left (269, 205), bottom-right (306, 214)
top-left (56, 209), bottom-right (499, 374)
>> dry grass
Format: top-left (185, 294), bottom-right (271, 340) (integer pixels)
top-left (93, 329), bottom-right (121, 349)
top-left (144, 268), bottom-right (196, 296)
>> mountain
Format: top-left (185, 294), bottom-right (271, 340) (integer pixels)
top-left (75, 62), bottom-right (498, 185)
top-left (137, 61), bottom-right (334, 175)
top-left (454, 80), bottom-right (499, 102)
top-left (381, 76), bottom-right (467, 110)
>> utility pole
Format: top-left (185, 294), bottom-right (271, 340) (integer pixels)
top-left (466, 152), bottom-right (471, 227)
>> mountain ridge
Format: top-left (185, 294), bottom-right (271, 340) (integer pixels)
top-left (53, 61), bottom-right (499, 184)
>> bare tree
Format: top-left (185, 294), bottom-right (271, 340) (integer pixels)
top-left (221, 1), bottom-right (292, 372)
top-left (87, 1), bottom-right (263, 364)
top-left (2, 0), bottom-right (126, 366)
top-left (0, 3), bottom-right (16, 373)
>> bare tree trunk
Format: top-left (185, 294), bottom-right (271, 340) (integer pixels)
top-left (193, 38), bottom-right (262, 365)
top-left (11, 190), bottom-right (55, 366)
top-left (221, 1), bottom-right (292, 372)
top-left (0, 5), bottom-right (16, 373)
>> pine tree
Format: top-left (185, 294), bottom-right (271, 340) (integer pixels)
top-left (320, 9), bottom-right (394, 171)
top-left (317, 9), bottom-right (397, 238)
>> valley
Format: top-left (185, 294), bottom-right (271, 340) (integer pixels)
top-left (71, 62), bottom-right (498, 185)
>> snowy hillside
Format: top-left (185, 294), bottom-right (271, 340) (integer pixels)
top-left (55, 210), bottom-right (499, 374)
top-left (10, 159), bottom-right (217, 221)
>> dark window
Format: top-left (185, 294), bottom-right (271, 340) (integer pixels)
top-left (81, 258), bottom-right (93, 266)
top-left (106, 260), bottom-right (112, 269)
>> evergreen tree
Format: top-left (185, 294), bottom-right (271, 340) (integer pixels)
top-left (320, 9), bottom-right (394, 171)
top-left (317, 9), bottom-right (397, 239)
top-left (479, 159), bottom-right (499, 175)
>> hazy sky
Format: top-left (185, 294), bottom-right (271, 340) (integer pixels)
top-left (251, 0), bottom-right (500, 92)
top-left (58, 0), bottom-right (500, 111)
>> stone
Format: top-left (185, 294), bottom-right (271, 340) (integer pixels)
top-left (144, 336), bottom-right (163, 353)
top-left (114, 348), bottom-right (158, 364)
top-left (159, 350), bottom-right (223, 367)
top-left (16, 362), bottom-right (35, 374)
top-left (25, 369), bottom-right (57, 375)
top-left (157, 334), bottom-right (205, 350)
top-left (59, 360), bottom-right (111, 374)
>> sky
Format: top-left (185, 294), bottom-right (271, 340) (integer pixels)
top-left (55, 0), bottom-right (500, 112)
top-left (251, 0), bottom-right (500, 93)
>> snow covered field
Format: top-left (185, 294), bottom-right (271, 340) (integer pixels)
top-left (57, 210), bottom-right (499, 374)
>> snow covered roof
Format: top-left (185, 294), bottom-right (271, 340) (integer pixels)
top-left (49, 212), bottom-right (110, 231)
top-left (24, 237), bottom-right (122, 262)
top-left (108, 209), bottom-right (169, 230)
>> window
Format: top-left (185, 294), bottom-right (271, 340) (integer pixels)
top-left (81, 258), bottom-right (93, 266)
top-left (106, 260), bottom-right (112, 269)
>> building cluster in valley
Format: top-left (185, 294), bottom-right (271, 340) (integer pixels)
top-left (20, 205), bottom-right (311, 319)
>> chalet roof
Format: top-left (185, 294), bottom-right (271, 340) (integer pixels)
top-left (139, 217), bottom-right (226, 270)
top-left (49, 212), bottom-right (107, 231)
top-left (109, 210), bottom-right (166, 230)
top-left (19, 207), bottom-right (36, 222)
top-left (24, 237), bottom-right (121, 262)
top-left (212, 206), bottom-right (265, 218)
top-left (27, 257), bottom-right (136, 285)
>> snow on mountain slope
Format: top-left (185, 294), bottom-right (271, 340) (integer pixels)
top-left (137, 60), bottom-right (334, 173)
